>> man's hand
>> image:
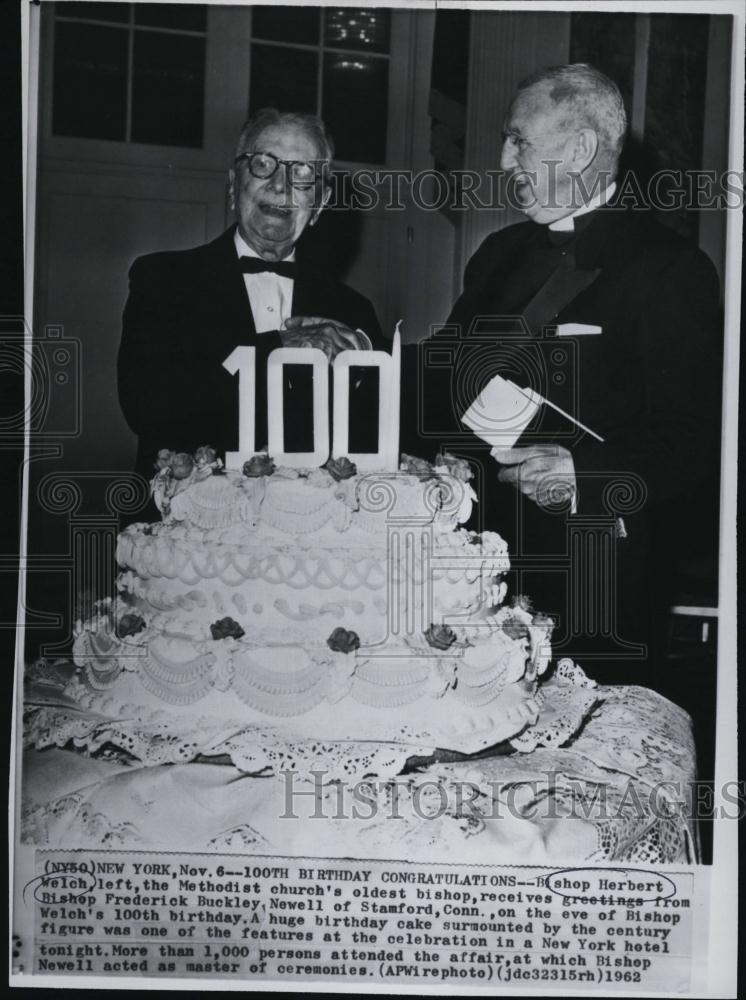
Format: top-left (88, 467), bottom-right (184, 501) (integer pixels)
top-left (491, 445), bottom-right (576, 510)
top-left (280, 316), bottom-right (370, 360)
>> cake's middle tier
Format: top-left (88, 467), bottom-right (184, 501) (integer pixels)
top-left (117, 469), bottom-right (511, 646)
top-left (118, 524), bottom-right (510, 645)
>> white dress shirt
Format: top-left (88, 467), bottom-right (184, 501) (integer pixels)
top-left (548, 181), bottom-right (617, 232)
top-left (234, 229), bottom-right (294, 333)
top-left (234, 228), bottom-right (373, 350)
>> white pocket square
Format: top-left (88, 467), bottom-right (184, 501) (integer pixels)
top-left (556, 323), bottom-right (602, 336)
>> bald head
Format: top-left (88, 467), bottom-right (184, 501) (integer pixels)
top-left (500, 62), bottom-right (627, 224)
top-left (515, 63), bottom-right (627, 175)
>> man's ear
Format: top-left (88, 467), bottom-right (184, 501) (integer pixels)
top-left (571, 129), bottom-right (599, 172)
top-left (310, 183), bottom-right (332, 226)
top-left (228, 168), bottom-right (236, 211)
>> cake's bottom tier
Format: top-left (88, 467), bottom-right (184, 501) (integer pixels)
top-left (70, 625), bottom-right (542, 755)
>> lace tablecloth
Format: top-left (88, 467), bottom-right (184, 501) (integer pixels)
top-left (21, 669), bottom-right (698, 864)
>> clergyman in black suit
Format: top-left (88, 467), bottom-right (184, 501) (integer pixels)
top-left (118, 108), bottom-right (385, 477)
top-left (411, 64), bottom-right (722, 682)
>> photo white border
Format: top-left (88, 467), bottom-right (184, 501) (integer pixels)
top-left (11, 0), bottom-right (742, 995)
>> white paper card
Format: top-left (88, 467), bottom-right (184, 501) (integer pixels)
top-left (460, 375), bottom-right (540, 447)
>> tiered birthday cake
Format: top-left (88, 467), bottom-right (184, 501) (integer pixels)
top-left (67, 448), bottom-right (554, 755)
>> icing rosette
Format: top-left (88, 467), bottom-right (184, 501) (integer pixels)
top-left (155, 448), bottom-right (176, 472)
top-left (434, 451), bottom-right (473, 482)
top-left (493, 603), bottom-right (534, 642)
top-left (243, 454), bottom-right (276, 478)
top-left (400, 454), bottom-right (436, 480)
top-left (194, 445), bottom-right (218, 468)
top-left (193, 446), bottom-right (223, 482)
top-left (151, 446), bottom-right (225, 516)
top-left (171, 453), bottom-right (194, 480)
top-left (323, 456), bottom-right (357, 482)
top-left (327, 627), bottom-right (360, 654)
top-left (424, 623), bottom-right (457, 651)
top-left (210, 617), bottom-right (245, 640)
top-left (117, 612), bottom-right (146, 639)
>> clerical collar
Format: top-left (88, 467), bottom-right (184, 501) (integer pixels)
top-left (548, 181), bottom-right (617, 233)
top-left (233, 228), bottom-right (296, 264)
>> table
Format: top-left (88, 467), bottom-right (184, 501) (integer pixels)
top-left (21, 664), bottom-right (698, 864)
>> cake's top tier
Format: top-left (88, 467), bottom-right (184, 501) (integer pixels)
top-left (147, 453), bottom-right (481, 543)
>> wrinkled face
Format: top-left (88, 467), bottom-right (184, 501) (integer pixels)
top-left (229, 123), bottom-right (326, 260)
top-left (500, 85), bottom-right (578, 225)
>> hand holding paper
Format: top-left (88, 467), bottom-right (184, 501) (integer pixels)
top-left (492, 444), bottom-right (577, 511)
top-left (460, 374), bottom-right (603, 447)
top-left (459, 373), bottom-right (603, 510)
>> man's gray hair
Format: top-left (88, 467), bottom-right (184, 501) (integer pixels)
top-left (235, 108), bottom-right (335, 164)
top-left (518, 63), bottom-right (627, 173)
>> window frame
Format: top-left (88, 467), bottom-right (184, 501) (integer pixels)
top-left (247, 6), bottom-right (408, 170)
top-left (52, 2), bottom-right (209, 147)
top-left (39, 2), bottom-right (249, 173)
top-left (39, 4), bottom-right (416, 177)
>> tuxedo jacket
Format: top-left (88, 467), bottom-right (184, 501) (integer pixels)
top-left (119, 226), bottom-right (385, 475)
top-left (406, 207), bottom-right (722, 655)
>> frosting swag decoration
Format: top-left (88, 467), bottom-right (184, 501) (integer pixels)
top-left (54, 434), bottom-right (588, 765)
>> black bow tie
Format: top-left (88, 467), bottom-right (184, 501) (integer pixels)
top-left (239, 256), bottom-right (297, 279)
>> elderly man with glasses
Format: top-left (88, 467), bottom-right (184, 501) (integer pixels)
top-left (119, 108), bottom-right (384, 476)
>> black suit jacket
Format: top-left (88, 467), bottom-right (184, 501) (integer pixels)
top-left (119, 226), bottom-right (385, 475)
top-left (407, 207), bottom-right (722, 660)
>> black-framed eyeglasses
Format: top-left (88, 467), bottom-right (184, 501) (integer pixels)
top-left (234, 151), bottom-right (323, 189)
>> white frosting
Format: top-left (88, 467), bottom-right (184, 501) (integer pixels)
top-left (70, 466), bottom-right (550, 755)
